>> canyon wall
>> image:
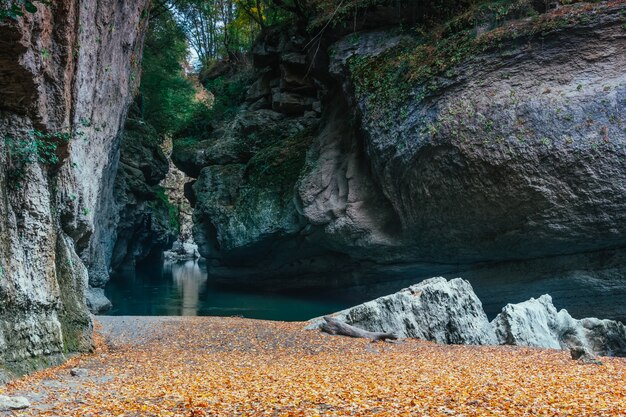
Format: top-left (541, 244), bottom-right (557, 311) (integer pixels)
top-left (0, 0), bottom-right (148, 379)
top-left (173, 2), bottom-right (626, 321)
top-left (109, 113), bottom-right (177, 279)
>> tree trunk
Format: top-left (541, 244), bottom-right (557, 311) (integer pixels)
top-left (320, 317), bottom-right (398, 342)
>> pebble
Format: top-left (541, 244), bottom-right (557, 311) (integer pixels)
top-left (70, 367), bottom-right (89, 377)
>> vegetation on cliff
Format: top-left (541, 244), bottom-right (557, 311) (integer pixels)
top-left (348, 1), bottom-right (620, 121)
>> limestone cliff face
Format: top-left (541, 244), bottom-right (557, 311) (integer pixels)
top-left (342, 7), bottom-right (626, 264)
top-left (110, 115), bottom-right (177, 276)
top-left (0, 0), bottom-right (148, 379)
top-left (173, 2), bottom-right (625, 321)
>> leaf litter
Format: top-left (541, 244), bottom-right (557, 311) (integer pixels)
top-left (1, 317), bottom-right (624, 416)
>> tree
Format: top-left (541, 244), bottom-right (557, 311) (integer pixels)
top-left (139, 8), bottom-right (198, 135)
top-left (172, 0), bottom-right (263, 67)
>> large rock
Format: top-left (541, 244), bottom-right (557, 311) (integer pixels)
top-left (492, 295), bottom-right (626, 356)
top-left (85, 287), bottom-right (112, 314)
top-left (271, 89), bottom-right (316, 115)
top-left (0, 0), bottom-right (149, 376)
top-left (578, 318), bottom-right (626, 357)
top-left (492, 295), bottom-right (580, 350)
top-left (323, 3), bottom-right (626, 267)
top-left (308, 277), bottom-right (496, 345)
top-left (310, 278), bottom-right (626, 356)
top-left (163, 240), bottom-right (201, 262)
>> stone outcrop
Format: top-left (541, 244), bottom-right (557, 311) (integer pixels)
top-left (85, 287), bottom-right (112, 315)
top-left (492, 295), bottom-right (577, 350)
top-left (163, 240), bottom-right (201, 262)
top-left (161, 136), bottom-right (195, 241)
top-left (0, 395), bottom-right (29, 411)
top-left (344, 6), bottom-right (626, 264)
top-left (0, 0), bottom-right (148, 377)
top-left (307, 277), bottom-right (496, 345)
top-left (172, 2), bottom-right (626, 321)
top-left (493, 295), bottom-right (626, 357)
top-left (309, 278), bottom-right (626, 357)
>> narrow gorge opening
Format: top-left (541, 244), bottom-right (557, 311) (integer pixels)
top-left (1, 0), bottom-right (625, 413)
top-left (91, 0), bottom-right (626, 324)
top-left (0, 0), bottom-right (626, 392)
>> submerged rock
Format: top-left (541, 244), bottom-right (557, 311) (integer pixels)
top-left (308, 277), bottom-right (496, 345)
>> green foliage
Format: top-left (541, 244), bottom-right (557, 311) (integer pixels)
top-left (172, 69), bottom-right (254, 150)
top-left (153, 186), bottom-right (181, 232)
top-left (203, 70), bottom-right (254, 121)
top-left (4, 129), bottom-right (74, 186)
top-left (173, 0), bottom-right (264, 66)
top-left (172, 136), bottom-right (202, 151)
top-left (245, 126), bottom-right (314, 194)
top-left (0, 0), bottom-right (44, 20)
top-left (139, 9), bottom-right (198, 136)
top-left (306, 0), bottom-right (387, 29)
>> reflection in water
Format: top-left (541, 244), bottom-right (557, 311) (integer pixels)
top-left (105, 261), bottom-right (350, 321)
top-left (167, 261), bottom-right (207, 316)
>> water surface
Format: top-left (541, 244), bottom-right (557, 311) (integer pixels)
top-left (105, 251), bottom-right (626, 323)
top-left (105, 261), bottom-right (351, 321)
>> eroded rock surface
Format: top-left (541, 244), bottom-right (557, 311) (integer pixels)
top-left (172, 3), bottom-right (626, 321)
top-left (85, 287), bottom-right (112, 315)
top-left (0, 395), bottom-right (30, 411)
top-left (493, 295), bottom-right (626, 357)
top-left (0, 0), bottom-right (148, 375)
top-left (308, 277), bottom-right (496, 345)
top-left (110, 115), bottom-right (177, 275)
top-left (310, 278), bottom-right (626, 357)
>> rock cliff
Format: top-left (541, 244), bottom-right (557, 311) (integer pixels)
top-left (0, 0), bottom-right (148, 379)
top-left (110, 114), bottom-right (177, 276)
top-left (172, 2), bottom-right (626, 321)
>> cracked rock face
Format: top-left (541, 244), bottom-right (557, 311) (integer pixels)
top-left (493, 295), bottom-right (626, 357)
top-left (0, 0), bottom-right (148, 376)
top-left (110, 115), bottom-right (177, 277)
top-left (348, 6), bottom-right (626, 264)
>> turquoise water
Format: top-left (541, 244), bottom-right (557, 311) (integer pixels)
top-left (104, 261), bottom-right (351, 321)
top-left (104, 257), bottom-right (626, 323)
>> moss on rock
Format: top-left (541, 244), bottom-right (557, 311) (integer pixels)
top-left (348, 1), bottom-right (613, 121)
